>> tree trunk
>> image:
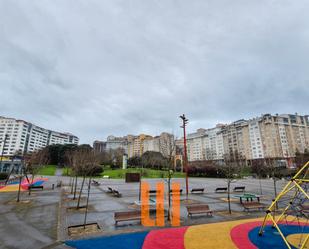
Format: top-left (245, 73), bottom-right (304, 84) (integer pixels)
top-left (28, 174), bottom-right (34, 196)
top-left (273, 178), bottom-right (278, 209)
top-left (17, 175), bottom-right (22, 202)
top-left (259, 175), bottom-right (263, 195)
top-left (227, 181), bottom-right (231, 214)
top-left (77, 176), bottom-right (86, 209)
top-left (138, 167), bottom-right (143, 201)
top-left (84, 177), bottom-right (91, 229)
top-left (73, 175), bottom-right (78, 199)
top-left (273, 178), bottom-right (277, 197)
top-left (70, 176), bottom-right (75, 194)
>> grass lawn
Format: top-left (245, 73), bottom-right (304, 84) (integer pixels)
top-left (62, 167), bottom-right (72, 176)
top-left (101, 168), bottom-right (185, 179)
top-left (37, 165), bottom-right (57, 176)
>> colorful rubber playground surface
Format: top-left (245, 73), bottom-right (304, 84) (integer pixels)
top-left (66, 217), bottom-right (309, 249)
top-left (0, 177), bottom-right (48, 192)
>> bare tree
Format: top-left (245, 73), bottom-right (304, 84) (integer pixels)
top-left (79, 150), bottom-right (100, 228)
top-left (65, 150), bottom-right (76, 194)
top-left (72, 147), bottom-right (90, 208)
top-left (264, 157), bottom-right (284, 209)
top-left (71, 147), bottom-right (100, 209)
top-left (295, 149), bottom-right (309, 168)
top-left (251, 159), bottom-right (268, 195)
top-left (222, 150), bottom-right (243, 214)
top-left (26, 148), bottom-right (49, 196)
top-left (159, 133), bottom-right (176, 221)
top-left (16, 149), bottom-right (49, 202)
top-left (16, 153), bottom-right (30, 202)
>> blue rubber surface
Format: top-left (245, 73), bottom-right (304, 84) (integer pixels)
top-left (66, 231), bottom-right (149, 249)
top-left (31, 180), bottom-right (44, 186)
top-left (249, 224), bottom-right (309, 249)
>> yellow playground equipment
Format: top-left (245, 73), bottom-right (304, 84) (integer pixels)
top-left (258, 161), bottom-right (309, 249)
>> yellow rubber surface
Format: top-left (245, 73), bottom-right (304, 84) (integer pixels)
top-left (184, 217), bottom-right (263, 249)
top-left (286, 234), bottom-right (308, 249)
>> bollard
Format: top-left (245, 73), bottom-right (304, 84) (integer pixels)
top-left (52, 184), bottom-right (54, 190)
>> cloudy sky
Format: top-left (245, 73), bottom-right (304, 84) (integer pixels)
top-left (1, 0), bottom-right (309, 144)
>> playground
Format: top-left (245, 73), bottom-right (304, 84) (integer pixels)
top-left (0, 177), bottom-right (48, 192)
top-left (66, 217), bottom-right (309, 249)
top-left (65, 162), bottom-right (309, 249)
top-left (0, 163), bottom-right (308, 249)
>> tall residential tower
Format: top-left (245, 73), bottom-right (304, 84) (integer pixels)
top-left (0, 116), bottom-right (79, 156)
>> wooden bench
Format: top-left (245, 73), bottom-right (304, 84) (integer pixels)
top-left (92, 180), bottom-right (100, 186)
top-left (215, 187), bottom-right (227, 193)
top-left (243, 202), bottom-right (265, 212)
top-left (29, 185), bottom-right (43, 190)
top-left (114, 210), bottom-right (141, 225)
top-left (186, 204), bottom-right (213, 217)
top-left (170, 189), bottom-right (183, 194)
top-left (191, 188), bottom-right (204, 194)
top-left (113, 190), bottom-right (122, 197)
top-left (234, 186), bottom-right (245, 192)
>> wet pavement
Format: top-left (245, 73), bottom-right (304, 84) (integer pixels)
top-left (0, 174), bottom-right (289, 249)
top-left (0, 176), bottom-right (63, 249)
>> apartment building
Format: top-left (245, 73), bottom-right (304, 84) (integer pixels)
top-left (185, 126), bottom-right (225, 162)
top-left (93, 140), bottom-right (107, 153)
top-left (143, 136), bottom-right (160, 153)
top-left (0, 116), bottom-right (79, 156)
top-left (127, 134), bottom-right (153, 158)
top-left (186, 129), bottom-right (207, 161)
top-left (93, 113), bottom-right (309, 166)
top-left (221, 120), bottom-right (251, 160)
top-left (96, 132), bottom-right (174, 159)
top-left (183, 113), bottom-right (309, 165)
top-left (106, 135), bottom-right (127, 152)
top-left (0, 157), bottom-right (22, 173)
top-left (258, 114), bottom-right (309, 158)
top-left (204, 126), bottom-right (225, 160)
top-left (143, 132), bottom-right (175, 158)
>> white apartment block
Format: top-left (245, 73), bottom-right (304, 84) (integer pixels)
top-left (248, 120), bottom-right (264, 159)
top-left (278, 124), bottom-right (290, 157)
top-left (186, 127), bottom-right (225, 162)
top-left (106, 135), bottom-right (127, 152)
top-left (183, 113), bottom-right (309, 165)
top-left (0, 116), bottom-right (79, 156)
top-left (143, 137), bottom-right (160, 153)
top-left (186, 129), bottom-right (207, 161)
top-left (205, 126), bottom-right (225, 160)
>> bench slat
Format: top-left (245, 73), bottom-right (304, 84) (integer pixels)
top-left (191, 188), bottom-right (204, 193)
top-left (186, 204), bottom-right (213, 217)
top-left (114, 211), bottom-right (141, 224)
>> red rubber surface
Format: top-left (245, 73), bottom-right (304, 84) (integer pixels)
top-left (142, 226), bottom-right (188, 249)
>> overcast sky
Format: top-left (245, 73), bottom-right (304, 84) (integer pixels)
top-left (1, 0), bottom-right (309, 144)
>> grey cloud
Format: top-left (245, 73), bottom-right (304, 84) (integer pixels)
top-left (0, 0), bottom-right (309, 143)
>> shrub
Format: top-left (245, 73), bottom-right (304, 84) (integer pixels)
top-left (89, 165), bottom-right (104, 176)
top-left (187, 165), bottom-right (219, 177)
top-left (0, 172), bottom-right (8, 180)
top-left (111, 164), bottom-right (121, 170)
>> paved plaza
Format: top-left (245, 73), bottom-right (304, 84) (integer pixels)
top-left (0, 175), bottom-right (291, 249)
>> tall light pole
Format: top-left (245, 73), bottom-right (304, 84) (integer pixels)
top-left (180, 114), bottom-right (189, 197)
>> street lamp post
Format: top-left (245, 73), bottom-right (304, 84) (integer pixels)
top-left (180, 114), bottom-right (189, 198)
